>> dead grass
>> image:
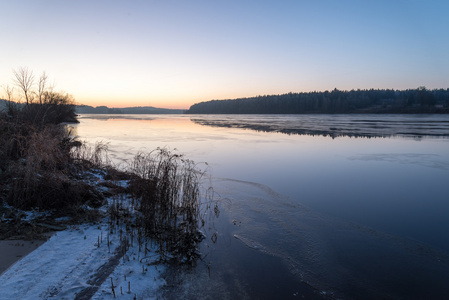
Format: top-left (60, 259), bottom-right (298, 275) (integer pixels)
top-left (112, 148), bottom-right (209, 263)
top-left (1, 108), bottom-right (215, 263)
top-left (0, 110), bottom-right (105, 210)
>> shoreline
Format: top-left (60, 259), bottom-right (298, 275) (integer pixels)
top-left (0, 238), bottom-right (48, 276)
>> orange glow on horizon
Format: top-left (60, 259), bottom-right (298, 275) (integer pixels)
top-left (76, 99), bottom-right (192, 110)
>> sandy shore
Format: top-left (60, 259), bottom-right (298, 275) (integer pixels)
top-left (0, 239), bottom-right (48, 276)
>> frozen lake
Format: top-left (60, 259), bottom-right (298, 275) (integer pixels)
top-left (73, 114), bottom-right (449, 299)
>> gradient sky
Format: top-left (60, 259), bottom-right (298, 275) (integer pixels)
top-left (1, 0), bottom-right (448, 109)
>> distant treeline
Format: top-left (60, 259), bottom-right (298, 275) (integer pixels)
top-left (76, 105), bottom-right (185, 114)
top-left (0, 102), bottom-right (185, 115)
top-left (186, 88), bottom-right (449, 114)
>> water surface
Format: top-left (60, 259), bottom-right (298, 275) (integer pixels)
top-left (74, 114), bottom-right (449, 299)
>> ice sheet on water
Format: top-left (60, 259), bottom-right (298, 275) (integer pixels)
top-left (233, 234), bottom-right (266, 251)
top-left (210, 177), bottom-right (449, 299)
top-left (192, 114), bottom-right (449, 138)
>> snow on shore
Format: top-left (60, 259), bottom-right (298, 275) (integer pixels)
top-left (0, 223), bottom-right (165, 299)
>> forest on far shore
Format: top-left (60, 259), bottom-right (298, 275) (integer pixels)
top-left (186, 87), bottom-right (449, 114)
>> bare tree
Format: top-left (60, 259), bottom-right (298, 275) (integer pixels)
top-left (38, 71), bottom-right (48, 104)
top-left (3, 84), bottom-right (15, 101)
top-left (2, 84), bottom-right (19, 115)
top-left (13, 67), bottom-right (35, 105)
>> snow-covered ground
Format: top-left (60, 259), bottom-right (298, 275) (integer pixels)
top-left (0, 163), bottom-right (210, 299)
top-left (0, 223), bottom-right (165, 299)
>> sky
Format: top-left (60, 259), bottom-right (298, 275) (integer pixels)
top-left (1, 0), bottom-right (448, 109)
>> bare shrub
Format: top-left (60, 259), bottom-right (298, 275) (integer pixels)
top-left (7, 68), bottom-right (77, 125)
top-left (0, 111), bottom-right (106, 210)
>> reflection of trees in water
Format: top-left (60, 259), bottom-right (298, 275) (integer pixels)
top-left (191, 117), bottom-right (449, 139)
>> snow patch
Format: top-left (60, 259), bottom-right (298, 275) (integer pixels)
top-left (0, 223), bottom-right (164, 299)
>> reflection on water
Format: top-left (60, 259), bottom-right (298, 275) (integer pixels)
top-left (191, 114), bottom-right (449, 138)
top-left (74, 114), bottom-right (449, 299)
